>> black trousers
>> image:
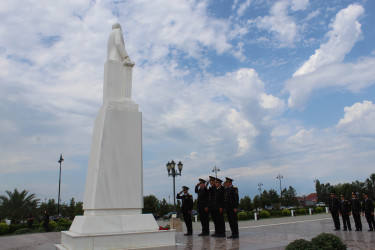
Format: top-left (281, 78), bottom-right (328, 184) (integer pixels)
top-left (209, 207), bottom-right (216, 233)
top-left (352, 212), bottom-right (362, 230)
top-left (365, 212), bottom-right (375, 230)
top-left (214, 209), bottom-right (226, 235)
top-left (341, 214), bottom-right (351, 230)
top-left (227, 210), bottom-right (239, 236)
top-left (182, 211), bottom-right (192, 233)
top-left (331, 211), bottom-right (340, 229)
top-left (198, 206), bottom-right (209, 234)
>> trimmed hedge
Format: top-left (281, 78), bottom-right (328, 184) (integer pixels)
top-left (0, 223), bottom-right (10, 235)
top-left (314, 207), bottom-right (323, 213)
top-left (237, 212), bottom-right (249, 220)
top-left (285, 239), bottom-right (316, 250)
top-left (311, 232), bottom-right (347, 249)
top-left (281, 209), bottom-right (291, 216)
top-left (296, 208), bottom-right (306, 215)
top-left (259, 211), bottom-right (270, 218)
top-left (286, 233), bottom-right (347, 250)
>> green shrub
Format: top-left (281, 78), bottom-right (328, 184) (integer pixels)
top-left (281, 209), bottom-right (291, 216)
top-left (57, 220), bottom-right (72, 229)
top-left (237, 212), bottom-right (249, 220)
top-left (311, 233), bottom-right (347, 250)
top-left (286, 239), bottom-right (316, 250)
top-left (314, 207), bottom-right (323, 213)
top-left (297, 208), bottom-right (306, 215)
top-left (247, 212), bottom-right (254, 220)
top-left (269, 210), bottom-right (282, 217)
top-left (259, 211), bottom-right (270, 218)
top-left (9, 224), bottom-right (27, 233)
top-left (0, 223), bottom-right (10, 235)
top-left (39, 221), bottom-right (58, 231)
top-left (14, 228), bottom-right (33, 235)
top-left (57, 218), bottom-right (68, 224)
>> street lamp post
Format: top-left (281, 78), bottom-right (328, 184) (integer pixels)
top-left (166, 160), bottom-right (183, 212)
top-left (57, 153), bottom-right (64, 216)
top-left (258, 182), bottom-right (263, 196)
top-left (212, 165), bottom-right (220, 178)
top-left (276, 174), bottom-right (283, 198)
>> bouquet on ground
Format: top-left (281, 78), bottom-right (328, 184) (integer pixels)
top-left (159, 225), bottom-right (170, 230)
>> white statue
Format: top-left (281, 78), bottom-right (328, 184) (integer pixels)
top-left (107, 23), bottom-right (130, 62)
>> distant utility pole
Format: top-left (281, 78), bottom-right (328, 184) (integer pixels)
top-left (257, 182), bottom-right (263, 196)
top-left (276, 174), bottom-right (284, 198)
top-left (212, 165), bottom-right (220, 179)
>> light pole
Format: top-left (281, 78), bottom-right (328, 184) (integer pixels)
top-left (212, 165), bottom-right (220, 178)
top-left (166, 160), bottom-right (183, 212)
top-left (258, 182), bottom-right (263, 196)
top-left (276, 174), bottom-right (283, 198)
top-left (57, 153), bottom-right (64, 216)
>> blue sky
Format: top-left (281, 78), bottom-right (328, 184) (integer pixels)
top-left (1, 0), bottom-right (375, 204)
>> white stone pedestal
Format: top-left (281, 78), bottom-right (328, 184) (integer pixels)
top-left (58, 229), bottom-right (175, 250)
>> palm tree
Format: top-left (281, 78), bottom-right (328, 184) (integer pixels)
top-left (0, 189), bottom-right (39, 223)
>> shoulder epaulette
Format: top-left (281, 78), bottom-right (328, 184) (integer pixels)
top-left (233, 186), bottom-right (237, 189)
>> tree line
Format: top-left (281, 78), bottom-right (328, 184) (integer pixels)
top-left (0, 189), bottom-right (83, 224)
top-left (315, 173), bottom-right (375, 202)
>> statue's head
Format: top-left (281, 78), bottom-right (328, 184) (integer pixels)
top-left (112, 23), bottom-right (122, 30)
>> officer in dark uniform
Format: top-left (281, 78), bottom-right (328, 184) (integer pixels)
top-left (177, 186), bottom-right (193, 235)
top-left (362, 192), bottom-right (375, 231)
top-left (212, 178), bottom-right (226, 237)
top-left (339, 194), bottom-right (351, 231)
top-left (208, 176), bottom-right (217, 236)
top-left (224, 177), bottom-right (239, 238)
top-left (195, 178), bottom-right (209, 236)
top-left (351, 192), bottom-right (362, 231)
top-left (328, 192), bottom-right (341, 230)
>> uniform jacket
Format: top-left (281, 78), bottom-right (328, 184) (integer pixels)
top-left (351, 198), bottom-right (361, 214)
top-left (195, 186), bottom-right (209, 208)
top-left (362, 198), bottom-right (374, 214)
top-left (208, 186), bottom-right (215, 208)
top-left (339, 200), bottom-right (351, 215)
top-left (213, 186), bottom-right (225, 210)
top-left (177, 193), bottom-right (193, 212)
top-left (224, 185), bottom-right (239, 210)
top-left (328, 197), bottom-right (340, 212)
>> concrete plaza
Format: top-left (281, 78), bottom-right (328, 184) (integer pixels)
top-left (0, 213), bottom-right (374, 249)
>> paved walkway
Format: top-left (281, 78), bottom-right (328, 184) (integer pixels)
top-left (0, 213), bottom-right (374, 249)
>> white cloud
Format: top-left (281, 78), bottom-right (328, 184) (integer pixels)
top-left (287, 57), bottom-right (375, 108)
top-left (234, 0), bottom-right (252, 17)
top-left (293, 4), bottom-right (364, 77)
top-left (253, 0), bottom-right (298, 47)
top-left (336, 101), bottom-right (375, 135)
top-left (290, 0), bottom-right (309, 11)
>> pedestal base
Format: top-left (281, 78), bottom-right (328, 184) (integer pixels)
top-left (57, 230), bottom-right (176, 250)
top-left (58, 214), bottom-right (176, 249)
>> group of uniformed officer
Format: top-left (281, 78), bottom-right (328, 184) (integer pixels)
top-left (177, 176), bottom-right (239, 238)
top-left (329, 192), bottom-right (375, 232)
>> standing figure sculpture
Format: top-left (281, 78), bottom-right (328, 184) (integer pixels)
top-left (108, 23), bottom-right (130, 62)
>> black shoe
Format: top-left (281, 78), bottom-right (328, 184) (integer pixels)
top-left (343, 229), bottom-right (347, 231)
top-left (210, 233), bottom-right (217, 237)
top-left (349, 228), bottom-right (352, 231)
top-left (201, 233), bottom-right (209, 236)
top-left (233, 235), bottom-right (239, 239)
top-left (334, 228), bottom-right (340, 231)
top-left (198, 233), bottom-right (204, 236)
top-left (368, 229), bottom-right (374, 232)
top-left (184, 232), bottom-right (192, 236)
top-left (216, 234), bottom-right (226, 238)
top-left (355, 229), bottom-right (359, 231)
top-left (227, 235), bottom-right (234, 239)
